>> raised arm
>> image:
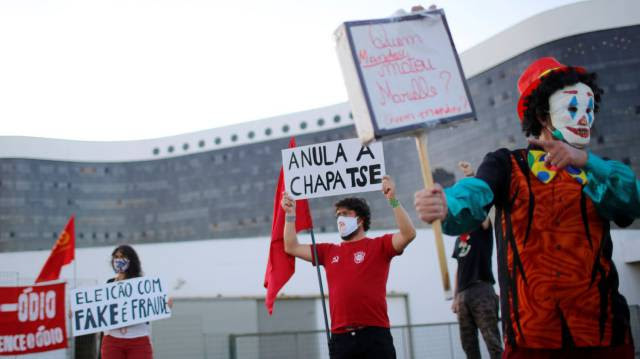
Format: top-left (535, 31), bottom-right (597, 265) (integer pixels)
top-left (415, 150), bottom-right (509, 235)
top-left (281, 192), bottom-right (313, 262)
top-left (383, 176), bottom-right (417, 253)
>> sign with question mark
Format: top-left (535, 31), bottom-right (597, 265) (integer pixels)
top-left (335, 8), bottom-right (474, 297)
top-left (335, 9), bottom-right (476, 143)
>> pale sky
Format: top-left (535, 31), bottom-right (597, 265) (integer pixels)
top-left (0, 0), bottom-right (581, 141)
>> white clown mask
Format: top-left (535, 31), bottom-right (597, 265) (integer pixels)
top-left (548, 82), bottom-right (595, 148)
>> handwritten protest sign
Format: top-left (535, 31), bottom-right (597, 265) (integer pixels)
top-left (70, 277), bottom-right (171, 336)
top-left (282, 138), bottom-right (385, 200)
top-left (335, 8), bottom-right (468, 297)
top-left (0, 282), bottom-right (67, 355)
top-left (335, 9), bottom-right (475, 143)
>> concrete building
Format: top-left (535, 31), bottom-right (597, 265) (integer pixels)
top-left (1, 0), bottom-right (639, 358)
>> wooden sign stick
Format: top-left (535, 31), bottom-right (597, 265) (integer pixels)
top-left (415, 130), bottom-right (452, 299)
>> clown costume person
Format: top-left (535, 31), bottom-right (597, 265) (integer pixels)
top-left (414, 57), bottom-right (639, 358)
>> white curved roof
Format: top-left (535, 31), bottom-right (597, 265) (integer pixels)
top-left (460, 0), bottom-right (640, 77)
top-left (1, 0), bottom-right (638, 162)
top-left (0, 103), bottom-right (352, 162)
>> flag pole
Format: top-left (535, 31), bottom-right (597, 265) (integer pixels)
top-left (73, 215), bottom-right (77, 290)
top-left (71, 216), bottom-right (77, 359)
top-left (309, 228), bottom-right (331, 346)
top-left (415, 131), bottom-right (452, 299)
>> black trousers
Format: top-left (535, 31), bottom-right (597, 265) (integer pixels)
top-left (329, 327), bottom-right (396, 359)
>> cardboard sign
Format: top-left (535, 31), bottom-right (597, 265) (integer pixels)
top-left (282, 138), bottom-right (385, 199)
top-left (335, 9), bottom-right (475, 143)
top-left (70, 277), bottom-right (171, 336)
top-left (0, 282), bottom-right (67, 355)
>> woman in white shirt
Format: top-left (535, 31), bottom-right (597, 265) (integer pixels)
top-left (101, 244), bottom-right (153, 359)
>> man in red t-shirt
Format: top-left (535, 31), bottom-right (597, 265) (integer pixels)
top-left (281, 175), bottom-right (417, 359)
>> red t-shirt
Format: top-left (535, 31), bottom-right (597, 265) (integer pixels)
top-left (313, 234), bottom-right (399, 333)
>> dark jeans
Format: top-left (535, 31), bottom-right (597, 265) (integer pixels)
top-left (457, 281), bottom-right (503, 359)
top-left (329, 326), bottom-right (396, 359)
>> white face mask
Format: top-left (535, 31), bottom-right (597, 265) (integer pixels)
top-left (548, 82), bottom-right (595, 148)
top-left (337, 216), bottom-right (359, 240)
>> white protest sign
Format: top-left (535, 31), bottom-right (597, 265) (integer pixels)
top-left (70, 277), bottom-right (171, 336)
top-left (282, 138), bottom-right (385, 200)
top-left (335, 9), bottom-right (475, 143)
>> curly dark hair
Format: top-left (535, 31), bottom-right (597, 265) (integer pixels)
top-left (334, 197), bottom-right (371, 231)
top-left (521, 67), bottom-right (603, 137)
top-left (111, 244), bottom-right (143, 279)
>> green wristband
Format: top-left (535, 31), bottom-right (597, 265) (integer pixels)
top-left (285, 215), bottom-right (296, 223)
top-left (389, 198), bottom-right (400, 208)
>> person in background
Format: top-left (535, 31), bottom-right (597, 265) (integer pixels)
top-left (101, 244), bottom-right (153, 359)
top-left (451, 161), bottom-right (502, 359)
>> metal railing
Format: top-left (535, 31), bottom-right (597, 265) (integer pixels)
top-left (227, 305), bottom-right (640, 359)
top-left (228, 322), bottom-right (477, 359)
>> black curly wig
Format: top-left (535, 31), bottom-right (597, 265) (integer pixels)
top-left (334, 197), bottom-right (371, 231)
top-left (521, 67), bottom-right (603, 137)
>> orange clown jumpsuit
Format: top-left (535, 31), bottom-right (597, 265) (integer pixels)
top-left (442, 147), bottom-right (638, 356)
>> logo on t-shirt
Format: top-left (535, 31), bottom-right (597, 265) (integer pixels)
top-left (354, 251), bottom-right (366, 264)
top-left (331, 256), bottom-right (340, 264)
top-left (458, 241), bottom-right (471, 257)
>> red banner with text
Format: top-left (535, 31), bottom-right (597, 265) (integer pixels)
top-left (0, 282), bottom-right (67, 356)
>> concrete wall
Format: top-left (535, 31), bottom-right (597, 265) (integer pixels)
top-left (2, 228), bottom-right (639, 326)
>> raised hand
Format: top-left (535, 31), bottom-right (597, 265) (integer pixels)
top-left (528, 138), bottom-right (588, 169)
top-left (281, 192), bottom-right (296, 215)
top-left (382, 175), bottom-right (396, 200)
top-left (411, 4), bottom-right (437, 12)
top-left (458, 161), bottom-right (474, 177)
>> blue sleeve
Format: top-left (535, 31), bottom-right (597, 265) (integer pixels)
top-left (583, 152), bottom-right (640, 224)
top-left (440, 149), bottom-right (511, 236)
top-left (442, 178), bottom-right (494, 236)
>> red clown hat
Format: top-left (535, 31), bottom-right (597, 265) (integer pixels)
top-left (516, 57), bottom-right (585, 121)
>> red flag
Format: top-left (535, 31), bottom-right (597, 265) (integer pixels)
top-left (264, 138), bottom-right (313, 315)
top-left (35, 216), bottom-right (75, 283)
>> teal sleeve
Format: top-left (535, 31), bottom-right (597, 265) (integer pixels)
top-left (442, 178), bottom-right (494, 236)
top-left (583, 152), bottom-right (640, 221)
